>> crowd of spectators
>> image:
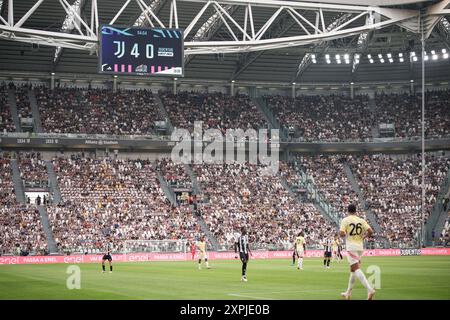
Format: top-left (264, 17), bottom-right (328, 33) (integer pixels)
top-left (0, 84), bottom-right (15, 133)
top-left (15, 84), bottom-right (33, 120)
top-left (3, 150), bottom-right (450, 253)
top-left (35, 87), bottom-right (165, 135)
top-left (349, 153), bottom-right (450, 245)
top-left (48, 155), bottom-right (200, 253)
top-left (155, 158), bottom-right (192, 188)
top-left (291, 155), bottom-right (363, 221)
top-left (17, 151), bottom-right (48, 187)
top-left (0, 154), bottom-right (48, 255)
top-left (264, 94), bottom-right (373, 142)
top-left (0, 155), bottom-right (16, 208)
top-left (160, 91), bottom-right (267, 133)
top-left (194, 162), bottom-right (337, 248)
top-left (0, 205), bottom-right (48, 255)
top-left (265, 90), bottom-right (450, 141)
top-left (5, 84), bottom-right (448, 142)
top-left (375, 90), bottom-right (450, 139)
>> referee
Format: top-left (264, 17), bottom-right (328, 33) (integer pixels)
top-left (235, 227), bottom-right (251, 282)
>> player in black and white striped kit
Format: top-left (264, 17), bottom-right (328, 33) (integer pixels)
top-left (235, 227), bottom-right (251, 282)
top-left (102, 241), bottom-right (113, 273)
top-left (323, 238), bottom-right (333, 269)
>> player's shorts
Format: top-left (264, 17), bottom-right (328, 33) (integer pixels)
top-left (199, 251), bottom-right (207, 260)
top-left (346, 250), bottom-right (363, 266)
top-left (102, 254), bottom-right (112, 261)
top-left (324, 251), bottom-right (332, 258)
top-left (295, 249), bottom-right (304, 257)
top-left (240, 252), bottom-right (249, 263)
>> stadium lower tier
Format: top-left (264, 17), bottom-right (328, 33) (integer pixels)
top-left (0, 152), bottom-right (449, 255)
top-left (0, 256), bottom-right (449, 300)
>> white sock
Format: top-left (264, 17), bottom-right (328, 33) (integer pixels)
top-left (205, 261), bottom-right (209, 267)
top-left (298, 258), bottom-right (303, 268)
top-left (354, 269), bottom-right (373, 292)
top-left (346, 272), bottom-right (356, 293)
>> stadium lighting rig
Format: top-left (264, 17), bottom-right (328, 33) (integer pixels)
top-left (311, 47), bottom-right (449, 65)
top-left (1, 0), bottom-right (450, 55)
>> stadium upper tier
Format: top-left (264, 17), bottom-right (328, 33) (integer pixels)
top-left (0, 152), bottom-right (448, 255)
top-left (0, 84), bottom-right (15, 133)
top-left (1, 83), bottom-right (449, 142)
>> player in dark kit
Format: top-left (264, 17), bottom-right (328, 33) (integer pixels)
top-left (235, 227), bottom-right (251, 282)
top-left (102, 243), bottom-right (113, 273)
top-left (323, 238), bottom-right (332, 269)
top-left (337, 241), bottom-right (344, 261)
top-left (292, 249), bottom-right (297, 266)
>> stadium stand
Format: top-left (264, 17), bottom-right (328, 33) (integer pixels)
top-left (264, 90), bottom-right (450, 141)
top-left (375, 91), bottom-right (450, 139)
top-left (193, 162), bottom-right (337, 249)
top-left (159, 91), bottom-right (267, 133)
top-left (0, 86), bottom-right (449, 254)
top-left (0, 154), bottom-right (48, 255)
top-left (291, 155), bottom-right (362, 220)
top-left (17, 151), bottom-right (48, 188)
top-left (0, 84), bottom-right (15, 133)
top-left (155, 158), bottom-right (192, 189)
top-left (35, 87), bottom-right (165, 135)
top-left (349, 153), bottom-right (450, 247)
top-left (48, 155), bottom-right (200, 253)
top-left (15, 85), bottom-right (33, 120)
top-left (264, 94), bottom-right (373, 142)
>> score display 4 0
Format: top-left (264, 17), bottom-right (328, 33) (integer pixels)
top-left (113, 41), bottom-right (155, 59)
top-left (99, 25), bottom-right (184, 77)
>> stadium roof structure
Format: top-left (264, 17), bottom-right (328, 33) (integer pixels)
top-left (0, 0), bottom-right (450, 84)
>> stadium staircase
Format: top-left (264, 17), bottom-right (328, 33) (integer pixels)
top-left (425, 169), bottom-right (450, 246)
top-left (7, 87), bottom-right (22, 132)
top-left (342, 162), bottom-right (389, 246)
top-left (289, 164), bottom-right (340, 226)
top-left (45, 160), bottom-right (62, 204)
top-left (156, 171), bottom-right (177, 206)
top-left (252, 97), bottom-right (288, 140)
top-left (279, 176), bottom-right (300, 200)
top-left (10, 159), bottom-right (26, 204)
top-left (155, 94), bottom-right (174, 134)
top-left (368, 97), bottom-right (380, 139)
top-left (279, 175), bottom-right (337, 226)
top-left (28, 88), bottom-right (43, 133)
top-left (37, 205), bottom-right (58, 254)
top-left (184, 164), bottom-right (202, 195)
top-left (183, 164), bottom-right (219, 250)
top-left (196, 217), bottom-right (219, 251)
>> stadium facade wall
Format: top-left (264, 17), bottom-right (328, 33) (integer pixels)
top-left (1, 248), bottom-right (449, 265)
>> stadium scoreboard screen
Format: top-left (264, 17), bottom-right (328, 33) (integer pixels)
top-left (99, 25), bottom-right (184, 77)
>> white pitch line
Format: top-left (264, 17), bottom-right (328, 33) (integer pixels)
top-left (227, 285), bottom-right (450, 299)
top-left (227, 293), bottom-right (275, 300)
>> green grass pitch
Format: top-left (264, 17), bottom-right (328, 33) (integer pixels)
top-left (0, 256), bottom-right (449, 300)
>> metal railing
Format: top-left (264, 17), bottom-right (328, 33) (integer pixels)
top-left (1, 131), bottom-right (449, 144)
top-left (293, 166), bottom-right (342, 225)
top-left (0, 131), bottom-right (172, 141)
